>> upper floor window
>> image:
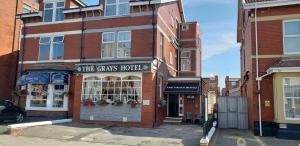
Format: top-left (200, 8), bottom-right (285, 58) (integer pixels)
top-left (284, 20), bottom-right (300, 54)
top-left (160, 33), bottom-right (164, 59)
top-left (39, 36), bottom-right (64, 61)
top-left (23, 4), bottom-right (31, 13)
top-left (105, 0), bottom-right (130, 16)
top-left (102, 31), bottom-right (131, 58)
top-left (43, 1), bottom-right (65, 22)
top-left (180, 51), bottom-right (191, 71)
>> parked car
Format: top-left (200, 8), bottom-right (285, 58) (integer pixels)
top-left (0, 100), bottom-right (26, 123)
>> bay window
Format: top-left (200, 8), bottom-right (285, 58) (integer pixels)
top-left (284, 78), bottom-right (300, 120)
top-left (105, 0), bottom-right (129, 16)
top-left (81, 75), bottom-right (142, 103)
top-left (180, 51), bottom-right (191, 71)
top-left (43, 1), bottom-right (64, 22)
top-left (102, 31), bottom-right (131, 58)
top-left (284, 20), bottom-right (300, 54)
top-left (39, 36), bottom-right (64, 61)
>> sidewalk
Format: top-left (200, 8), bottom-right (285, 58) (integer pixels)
top-left (211, 129), bottom-right (300, 146)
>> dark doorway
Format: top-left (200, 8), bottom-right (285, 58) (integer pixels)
top-left (169, 94), bottom-right (179, 117)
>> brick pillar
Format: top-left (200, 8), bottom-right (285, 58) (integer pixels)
top-left (73, 74), bottom-right (82, 122)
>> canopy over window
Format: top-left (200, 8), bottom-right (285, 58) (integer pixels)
top-left (17, 73), bottom-right (50, 85)
top-left (165, 82), bottom-right (200, 94)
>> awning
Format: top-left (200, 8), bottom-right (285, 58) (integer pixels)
top-left (51, 73), bottom-right (69, 85)
top-left (17, 73), bottom-right (50, 85)
top-left (165, 83), bottom-right (200, 94)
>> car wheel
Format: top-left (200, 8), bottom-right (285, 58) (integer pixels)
top-left (16, 113), bottom-right (24, 123)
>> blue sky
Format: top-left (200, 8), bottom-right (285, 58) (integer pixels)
top-left (82, 0), bottom-right (240, 88)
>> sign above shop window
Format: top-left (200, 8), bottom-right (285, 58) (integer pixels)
top-left (51, 73), bottom-right (69, 85)
top-left (75, 63), bottom-right (152, 73)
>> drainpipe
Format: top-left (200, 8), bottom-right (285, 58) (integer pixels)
top-left (12, 0), bottom-right (20, 101)
top-left (254, 4), bottom-right (263, 137)
top-left (79, 8), bottom-right (85, 62)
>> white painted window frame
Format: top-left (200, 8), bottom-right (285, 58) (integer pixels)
top-left (43, 0), bottom-right (65, 22)
top-left (180, 51), bottom-right (191, 71)
top-left (39, 35), bottom-right (64, 61)
top-left (101, 31), bottom-right (131, 59)
top-left (26, 84), bottom-right (69, 111)
top-left (81, 73), bottom-right (143, 103)
top-left (283, 19), bottom-right (300, 55)
top-left (105, 0), bottom-right (130, 17)
top-left (283, 77), bottom-right (300, 120)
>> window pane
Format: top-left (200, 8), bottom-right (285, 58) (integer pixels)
top-left (53, 36), bottom-right (64, 42)
top-left (285, 98), bottom-right (300, 119)
top-left (181, 51), bottom-right (190, 58)
top-left (285, 21), bottom-right (300, 35)
top-left (118, 42), bottom-right (131, 57)
top-left (118, 32), bottom-right (130, 41)
top-left (284, 37), bottom-right (300, 54)
top-left (39, 44), bottom-right (50, 60)
top-left (119, 0), bottom-right (129, 3)
top-left (103, 33), bottom-right (115, 42)
top-left (55, 8), bottom-right (64, 21)
top-left (53, 43), bottom-right (64, 60)
top-left (284, 78), bottom-right (300, 97)
top-left (45, 3), bottom-right (53, 9)
top-left (106, 0), bottom-right (116, 4)
top-left (56, 2), bottom-right (64, 7)
top-left (102, 43), bottom-right (115, 57)
top-left (30, 84), bottom-right (48, 107)
top-left (181, 59), bottom-right (191, 71)
top-left (105, 5), bottom-right (116, 16)
top-left (119, 3), bottom-right (129, 15)
top-left (53, 94), bottom-right (64, 108)
top-left (44, 9), bottom-right (53, 22)
top-left (40, 37), bottom-right (51, 43)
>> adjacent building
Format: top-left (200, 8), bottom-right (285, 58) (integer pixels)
top-left (0, 0), bottom-right (38, 100)
top-left (202, 75), bottom-right (219, 115)
top-left (238, 0), bottom-right (300, 139)
top-left (16, 0), bottom-right (202, 127)
top-left (223, 76), bottom-right (241, 96)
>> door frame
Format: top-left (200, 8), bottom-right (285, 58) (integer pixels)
top-left (167, 94), bottom-right (184, 117)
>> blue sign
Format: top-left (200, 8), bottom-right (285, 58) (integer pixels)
top-left (51, 73), bottom-right (69, 84)
top-left (17, 73), bottom-right (50, 85)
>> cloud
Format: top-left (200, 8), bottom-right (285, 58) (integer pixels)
top-left (202, 32), bottom-right (239, 60)
top-left (183, 0), bottom-right (233, 6)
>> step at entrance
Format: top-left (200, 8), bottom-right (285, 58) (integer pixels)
top-left (163, 117), bottom-right (183, 124)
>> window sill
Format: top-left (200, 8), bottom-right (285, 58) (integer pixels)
top-left (285, 118), bottom-right (300, 121)
top-left (25, 107), bottom-right (68, 112)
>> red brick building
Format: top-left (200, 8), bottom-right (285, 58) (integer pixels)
top-left (16, 0), bottom-right (202, 127)
top-left (238, 0), bottom-right (300, 139)
top-left (202, 75), bottom-right (219, 115)
top-left (223, 76), bottom-right (241, 96)
top-left (0, 0), bottom-right (38, 100)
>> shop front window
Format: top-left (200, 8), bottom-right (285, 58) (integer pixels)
top-left (81, 75), bottom-right (142, 103)
top-left (53, 85), bottom-right (66, 108)
top-left (29, 84), bottom-right (48, 107)
top-left (284, 78), bottom-right (300, 120)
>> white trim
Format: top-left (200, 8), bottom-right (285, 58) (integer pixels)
top-left (16, 11), bottom-right (43, 19)
top-left (282, 77), bottom-right (300, 120)
top-left (243, 0), bottom-right (300, 9)
top-left (130, 0), bottom-right (177, 6)
top-left (267, 67), bottom-right (300, 74)
top-left (22, 25), bottom-right (153, 38)
top-left (8, 119), bottom-right (72, 129)
top-left (19, 59), bottom-right (80, 64)
top-left (63, 5), bottom-right (103, 14)
top-left (168, 77), bottom-right (201, 81)
top-left (38, 36), bottom-right (64, 61)
top-left (25, 11), bottom-right (155, 27)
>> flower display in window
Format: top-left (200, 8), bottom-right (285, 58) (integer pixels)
top-left (82, 98), bottom-right (95, 107)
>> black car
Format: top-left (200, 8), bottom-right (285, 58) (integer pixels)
top-left (0, 100), bottom-right (26, 123)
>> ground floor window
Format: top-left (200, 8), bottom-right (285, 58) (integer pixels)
top-left (284, 78), bottom-right (300, 120)
top-left (27, 84), bottom-right (69, 110)
top-left (81, 74), bottom-right (142, 103)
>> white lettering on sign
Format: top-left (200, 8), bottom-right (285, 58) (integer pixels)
top-left (76, 63), bottom-right (152, 73)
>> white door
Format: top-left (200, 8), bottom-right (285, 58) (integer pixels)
top-left (179, 94), bottom-right (184, 117)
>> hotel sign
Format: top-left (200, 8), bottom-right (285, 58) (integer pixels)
top-left (75, 63), bottom-right (152, 73)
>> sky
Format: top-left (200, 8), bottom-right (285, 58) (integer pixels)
top-left (82, 0), bottom-right (241, 88)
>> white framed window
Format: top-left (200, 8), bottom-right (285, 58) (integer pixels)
top-left (283, 20), bottom-right (300, 54)
top-left (43, 1), bottom-right (65, 22)
top-left (39, 36), bottom-right (64, 61)
top-left (105, 0), bottom-right (129, 16)
top-left (81, 75), bottom-right (142, 103)
top-left (101, 31), bottom-right (131, 58)
top-left (283, 77), bottom-right (300, 120)
top-left (170, 52), bottom-right (173, 65)
top-left (118, 31), bottom-right (131, 58)
top-left (26, 84), bottom-right (69, 110)
top-left (23, 4), bottom-right (31, 13)
top-left (160, 33), bottom-right (164, 59)
top-left (180, 51), bottom-right (191, 71)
